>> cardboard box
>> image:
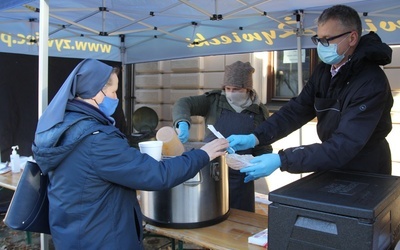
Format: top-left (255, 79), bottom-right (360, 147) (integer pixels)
top-left (268, 170), bottom-right (400, 249)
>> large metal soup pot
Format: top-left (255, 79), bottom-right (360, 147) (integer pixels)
top-left (140, 144), bottom-right (229, 229)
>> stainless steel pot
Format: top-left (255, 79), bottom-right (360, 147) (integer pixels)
top-left (140, 144), bottom-right (229, 229)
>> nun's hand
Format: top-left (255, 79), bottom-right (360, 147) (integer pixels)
top-left (200, 138), bottom-right (229, 161)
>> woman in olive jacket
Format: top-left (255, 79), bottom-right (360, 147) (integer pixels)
top-left (173, 61), bottom-right (272, 212)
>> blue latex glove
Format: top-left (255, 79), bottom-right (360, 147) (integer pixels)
top-left (227, 134), bottom-right (257, 153)
top-left (177, 121), bottom-right (189, 143)
top-left (240, 153), bottom-right (281, 183)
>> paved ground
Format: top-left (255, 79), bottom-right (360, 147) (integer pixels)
top-left (0, 211), bottom-right (49, 250)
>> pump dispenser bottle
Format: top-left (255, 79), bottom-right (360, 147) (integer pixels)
top-left (10, 145), bottom-right (21, 173)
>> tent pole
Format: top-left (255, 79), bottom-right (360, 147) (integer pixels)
top-left (38, 0), bottom-right (49, 118)
top-left (296, 10), bottom-right (304, 178)
top-left (38, 0), bottom-right (50, 247)
top-left (120, 35), bottom-right (128, 134)
top-left (296, 10), bottom-right (304, 95)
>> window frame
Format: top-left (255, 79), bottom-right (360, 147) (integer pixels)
top-left (265, 48), bottom-right (319, 111)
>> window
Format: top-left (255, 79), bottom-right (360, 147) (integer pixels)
top-left (266, 48), bottom-right (318, 107)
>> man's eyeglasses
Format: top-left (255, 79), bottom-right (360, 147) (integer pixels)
top-left (311, 31), bottom-right (352, 47)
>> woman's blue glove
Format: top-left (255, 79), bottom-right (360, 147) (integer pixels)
top-left (240, 153), bottom-right (281, 183)
top-left (177, 122), bottom-right (189, 143)
top-left (227, 134), bottom-right (257, 152)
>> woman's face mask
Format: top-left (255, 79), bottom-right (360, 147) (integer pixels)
top-left (226, 91), bottom-right (249, 107)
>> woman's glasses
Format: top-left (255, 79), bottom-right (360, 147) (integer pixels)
top-left (311, 31), bottom-right (351, 47)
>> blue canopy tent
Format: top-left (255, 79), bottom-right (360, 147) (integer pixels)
top-left (1, 0), bottom-right (400, 64)
top-left (1, 0), bottom-right (399, 115)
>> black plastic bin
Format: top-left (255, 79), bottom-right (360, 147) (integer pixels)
top-left (268, 170), bottom-right (400, 250)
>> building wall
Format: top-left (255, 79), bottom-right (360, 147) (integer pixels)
top-left (133, 47), bottom-right (400, 193)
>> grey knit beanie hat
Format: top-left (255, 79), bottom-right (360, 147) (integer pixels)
top-left (223, 61), bottom-right (254, 89)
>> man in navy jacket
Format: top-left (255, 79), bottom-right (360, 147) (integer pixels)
top-left (228, 5), bottom-right (393, 182)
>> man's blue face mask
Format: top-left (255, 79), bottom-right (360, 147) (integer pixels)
top-left (99, 91), bottom-right (119, 117)
top-left (316, 33), bottom-right (350, 65)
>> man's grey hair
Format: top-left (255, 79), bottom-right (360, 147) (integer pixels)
top-left (317, 5), bottom-right (362, 38)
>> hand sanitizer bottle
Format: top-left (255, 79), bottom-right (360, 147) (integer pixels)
top-left (10, 145), bottom-right (21, 173)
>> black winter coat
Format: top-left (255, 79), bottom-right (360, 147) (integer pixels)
top-left (254, 32), bottom-right (393, 174)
